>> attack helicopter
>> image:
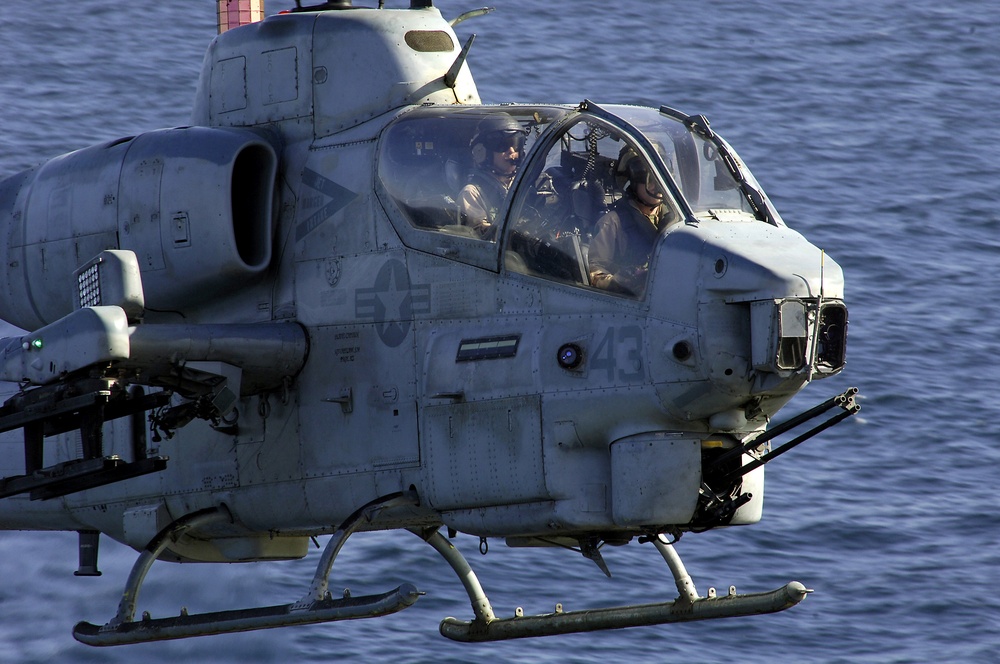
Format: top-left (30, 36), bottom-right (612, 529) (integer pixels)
top-left (0, 0), bottom-right (858, 647)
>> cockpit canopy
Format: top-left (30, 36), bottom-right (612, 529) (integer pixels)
top-left (376, 103), bottom-right (774, 298)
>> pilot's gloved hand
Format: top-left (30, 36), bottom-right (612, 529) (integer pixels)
top-left (613, 265), bottom-right (648, 294)
top-left (476, 220), bottom-right (495, 239)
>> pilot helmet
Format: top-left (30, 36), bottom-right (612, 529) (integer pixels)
top-left (471, 114), bottom-right (527, 165)
top-left (617, 148), bottom-right (657, 191)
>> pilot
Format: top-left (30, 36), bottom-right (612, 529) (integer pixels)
top-left (459, 114), bottom-right (528, 239)
top-left (588, 153), bottom-right (674, 295)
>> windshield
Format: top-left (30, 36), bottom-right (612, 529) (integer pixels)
top-left (500, 105), bottom-right (772, 298)
top-left (376, 105), bottom-right (570, 240)
top-left (376, 103), bottom-right (770, 300)
top-left (504, 114), bottom-right (683, 297)
top-left (610, 106), bottom-right (760, 221)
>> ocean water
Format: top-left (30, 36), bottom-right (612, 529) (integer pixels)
top-left (0, 1), bottom-right (998, 662)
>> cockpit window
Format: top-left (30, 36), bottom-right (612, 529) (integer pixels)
top-left (504, 116), bottom-right (681, 298)
top-left (612, 106), bottom-right (759, 221)
top-left (377, 104), bottom-right (769, 288)
top-left (376, 106), bottom-right (568, 242)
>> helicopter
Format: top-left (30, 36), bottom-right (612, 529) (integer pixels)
top-left (0, 0), bottom-right (859, 647)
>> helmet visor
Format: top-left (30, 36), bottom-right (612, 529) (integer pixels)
top-left (484, 130), bottom-right (526, 153)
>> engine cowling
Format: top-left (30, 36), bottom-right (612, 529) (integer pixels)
top-left (0, 126), bottom-right (277, 329)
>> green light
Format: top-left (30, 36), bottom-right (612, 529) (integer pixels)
top-left (30, 338), bottom-right (43, 350)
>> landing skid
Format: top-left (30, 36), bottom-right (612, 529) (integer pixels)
top-left (72, 585), bottom-right (420, 645)
top-left (73, 497), bottom-right (809, 646)
top-left (416, 528), bottom-right (810, 642)
top-left (73, 496), bottom-right (421, 646)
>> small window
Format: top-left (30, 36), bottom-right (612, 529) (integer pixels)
top-left (404, 30), bottom-right (455, 53)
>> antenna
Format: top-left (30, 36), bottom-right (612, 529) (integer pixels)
top-left (450, 7), bottom-right (495, 27)
top-left (444, 34), bottom-right (476, 89)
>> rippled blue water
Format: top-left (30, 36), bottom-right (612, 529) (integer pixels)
top-left (1, 1), bottom-right (998, 662)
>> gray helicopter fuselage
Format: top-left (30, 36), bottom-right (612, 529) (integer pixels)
top-left (0, 6), bottom-right (847, 565)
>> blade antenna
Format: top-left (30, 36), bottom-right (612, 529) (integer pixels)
top-left (450, 7), bottom-right (494, 27)
top-left (444, 33), bottom-right (476, 89)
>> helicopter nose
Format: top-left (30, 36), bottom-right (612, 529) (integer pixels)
top-left (651, 222), bottom-right (847, 416)
top-left (702, 225), bottom-right (846, 377)
top-left (701, 225), bottom-right (843, 303)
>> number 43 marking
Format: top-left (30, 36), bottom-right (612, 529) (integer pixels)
top-left (591, 326), bottom-right (644, 382)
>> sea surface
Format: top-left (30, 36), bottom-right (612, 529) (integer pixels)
top-left (0, 1), bottom-right (998, 662)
